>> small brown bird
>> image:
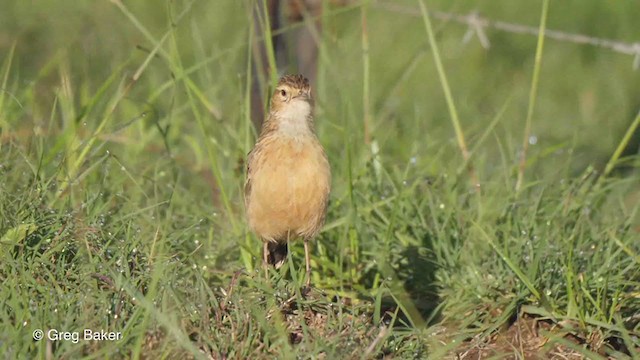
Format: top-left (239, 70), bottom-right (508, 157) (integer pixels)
top-left (245, 74), bottom-right (331, 288)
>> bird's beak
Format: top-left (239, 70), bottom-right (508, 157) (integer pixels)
top-left (295, 89), bottom-right (311, 100)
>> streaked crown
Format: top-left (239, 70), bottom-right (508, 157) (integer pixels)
top-left (277, 74), bottom-right (310, 92)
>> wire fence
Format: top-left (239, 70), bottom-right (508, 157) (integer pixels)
top-left (375, 2), bottom-right (640, 70)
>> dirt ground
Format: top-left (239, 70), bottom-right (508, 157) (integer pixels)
top-left (447, 314), bottom-right (636, 359)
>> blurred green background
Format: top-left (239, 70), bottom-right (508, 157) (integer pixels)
top-left (2, 0), bottom-right (638, 178)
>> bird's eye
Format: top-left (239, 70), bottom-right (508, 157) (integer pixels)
top-left (280, 89), bottom-right (287, 97)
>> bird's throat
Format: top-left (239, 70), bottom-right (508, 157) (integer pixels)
top-left (273, 100), bottom-right (313, 138)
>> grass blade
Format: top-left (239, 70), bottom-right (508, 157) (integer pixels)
top-left (515, 0), bottom-right (550, 193)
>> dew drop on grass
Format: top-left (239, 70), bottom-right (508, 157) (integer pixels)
top-left (410, 156), bottom-right (417, 165)
top-left (439, 203), bottom-right (445, 209)
top-left (29, 300), bottom-right (38, 312)
top-left (528, 135), bottom-right (538, 145)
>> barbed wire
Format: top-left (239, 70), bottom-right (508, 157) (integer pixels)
top-left (375, 2), bottom-right (640, 70)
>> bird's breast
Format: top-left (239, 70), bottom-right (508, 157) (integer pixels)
top-left (246, 135), bottom-right (331, 242)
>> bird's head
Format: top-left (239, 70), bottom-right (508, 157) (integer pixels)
top-left (269, 74), bottom-right (312, 116)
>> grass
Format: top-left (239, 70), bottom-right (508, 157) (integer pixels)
top-left (1, 0), bottom-right (639, 358)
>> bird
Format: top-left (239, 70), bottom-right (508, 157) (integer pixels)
top-left (244, 74), bottom-right (331, 289)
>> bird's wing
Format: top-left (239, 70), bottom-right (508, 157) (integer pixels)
top-left (244, 148), bottom-right (255, 208)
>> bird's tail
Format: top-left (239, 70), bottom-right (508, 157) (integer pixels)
top-left (267, 242), bottom-right (288, 269)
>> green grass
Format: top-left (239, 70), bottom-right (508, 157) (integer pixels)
top-left (1, 0), bottom-right (639, 358)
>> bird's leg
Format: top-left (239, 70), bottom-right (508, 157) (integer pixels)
top-left (263, 242), bottom-right (269, 281)
top-left (303, 238), bottom-right (311, 291)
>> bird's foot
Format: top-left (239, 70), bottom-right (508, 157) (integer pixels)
top-left (301, 284), bottom-right (312, 298)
